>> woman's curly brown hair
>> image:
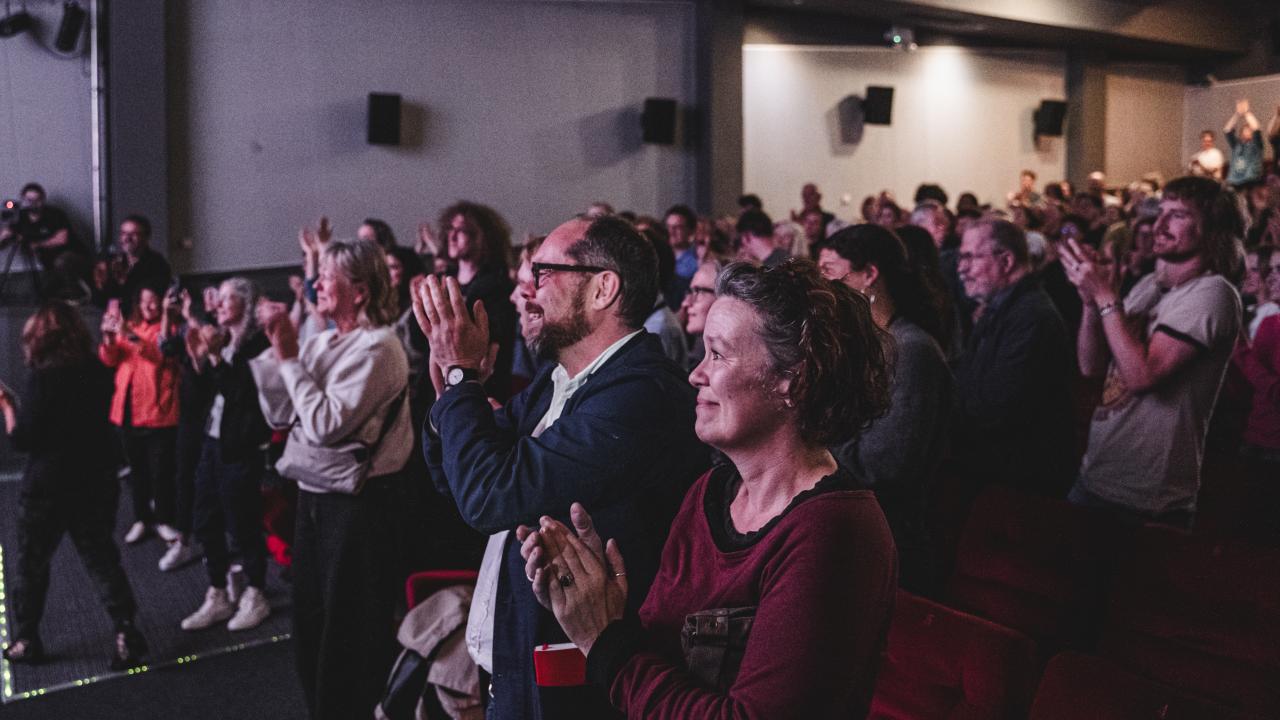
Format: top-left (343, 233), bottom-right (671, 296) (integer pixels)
top-left (715, 258), bottom-right (891, 445)
top-left (22, 301), bottom-right (95, 369)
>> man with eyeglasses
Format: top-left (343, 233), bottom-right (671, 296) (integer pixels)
top-left (951, 219), bottom-right (1075, 497)
top-left (415, 215), bottom-right (709, 720)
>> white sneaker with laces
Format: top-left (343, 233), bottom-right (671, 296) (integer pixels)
top-left (227, 587), bottom-right (270, 631)
top-left (181, 587), bottom-right (235, 631)
top-left (124, 521), bottom-right (150, 545)
top-left (158, 541), bottom-right (197, 571)
top-left (156, 524), bottom-right (180, 542)
top-left (226, 564), bottom-right (246, 604)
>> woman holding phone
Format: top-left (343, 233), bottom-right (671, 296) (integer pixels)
top-left (100, 284), bottom-right (182, 545)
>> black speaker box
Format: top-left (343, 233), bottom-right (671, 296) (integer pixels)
top-left (862, 86), bottom-right (894, 125)
top-left (642, 98), bottom-right (678, 144)
top-left (1035, 100), bottom-right (1067, 137)
top-left (368, 93), bottom-right (401, 146)
top-left (54, 2), bottom-right (86, 53)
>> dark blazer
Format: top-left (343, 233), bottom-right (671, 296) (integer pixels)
top-left (952, 273), bottom-right (1076, 496)
top-left (425, 332), bottom-right (710, 720)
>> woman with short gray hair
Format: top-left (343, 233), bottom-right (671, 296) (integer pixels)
top-left (179, 277), bottom-right (275, 633)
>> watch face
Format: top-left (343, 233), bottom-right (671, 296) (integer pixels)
top-left (447, 367), bottom-right (464, 385)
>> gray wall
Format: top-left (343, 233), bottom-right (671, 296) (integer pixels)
top-left (1104, 64), bottom-right (1186, 185)
top-left (168, 0), bottom-right (698, 274)
top-left (0, 0), bottom-right (95, 261)
top-left (743, 46), bottom-right (1067, 214)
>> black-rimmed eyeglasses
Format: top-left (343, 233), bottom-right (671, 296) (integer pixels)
top-left (531, 262), bottom-right (609, 290)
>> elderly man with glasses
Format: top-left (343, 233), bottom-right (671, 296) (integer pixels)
top-left (951, 219), bottom-right (1076, 498)
top-left (414, 214), bottom-right (710, 720)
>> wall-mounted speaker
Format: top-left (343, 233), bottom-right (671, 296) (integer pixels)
top-left (1035, 100), bottom-right (1067, 137)
top-left (54, 2), bottom-right (87, 54)
top-left (862, 86), bottom-right (894, 125)
top-left (368, 93), bottom-right (401, 146)
top-left (641, 98), bottom-right (678, 144)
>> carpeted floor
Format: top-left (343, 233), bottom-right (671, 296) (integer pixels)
top-left (0, 636), bottom-right (308, 719)
top-left (0, 479), bottom-right (293, 704)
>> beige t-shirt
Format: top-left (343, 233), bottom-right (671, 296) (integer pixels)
top-left (1077, 273), bottom-right (1240, 514)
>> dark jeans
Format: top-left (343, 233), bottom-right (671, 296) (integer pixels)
top-left (293, 475), bottom-right (406, 720)
top-left (193, 436), bottom-right (267, 589)
top-left (13, 484), bottom-right (138, 641)
top-left (1068, 483), bottom-right (1195, 530)
top-left (173, 421), bottom-right (204, 535)
top-left (120, 425), bottom-right (177, 527)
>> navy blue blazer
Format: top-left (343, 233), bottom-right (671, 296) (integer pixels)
top-left (424, 331), bottom-right (710, 720)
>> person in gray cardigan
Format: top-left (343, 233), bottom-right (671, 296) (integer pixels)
top-left (819, 224), bottom-right (953, 594)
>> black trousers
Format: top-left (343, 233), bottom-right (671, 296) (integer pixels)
top-left (193, 436), bottom-right (267, 589)
top-left (13, 483), bottom-right (139, 641)
top-left (292, 475), bottom-right (406, 720)
top-left (120, 425), bottom-right (177, 527)
top-left (173, 420), bottom-right (205, 535)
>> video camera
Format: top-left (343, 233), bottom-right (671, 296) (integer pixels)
top-left (1, 199), bottom-right (20, 228)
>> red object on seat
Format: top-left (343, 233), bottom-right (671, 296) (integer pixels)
top-left (1029, 652), bottom-right (1270, 720)
top-left (944, 486), bottom-right (1128, 655)
top-left (870, 590), bottom-right (1037, 720)
top-left (405, 569), bottom-right (480, 609)
top-left (1098, 526), bottom-right (1280, 715)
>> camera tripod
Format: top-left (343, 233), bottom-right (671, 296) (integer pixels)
top-left (0, 235), bottom-right (43, 305)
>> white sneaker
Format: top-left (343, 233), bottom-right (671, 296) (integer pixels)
top-left (226, 587), bottom-right (270, 631)
top-left (124, 521), bottom-right (150, 544)
top-left (226, 564), bottom-right (246, 604)
top-left (180, 587), bottom-right (235, 631)
top-left (156, 524), bottom-right (180, 543)
top-left (158, 541), bottom-right (197, 571)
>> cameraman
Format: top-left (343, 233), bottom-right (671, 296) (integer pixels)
top-left (0, 183), bottom-right (89, 299)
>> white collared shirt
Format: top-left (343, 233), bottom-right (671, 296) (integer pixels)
top-left (465, 330), bottom-right (641, 672)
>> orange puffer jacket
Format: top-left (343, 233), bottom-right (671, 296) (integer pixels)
top-left (99, 319), bottom-right (180, 428)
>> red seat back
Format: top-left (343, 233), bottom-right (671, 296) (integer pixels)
top-left (1099, 526), bottom-right (1280, 715)
top-left (1030, 651), bottom-right (1270, 720)
top-left (405, 569), bottom-right (480, 609)
top-left (945, 486), bottom-right (1127, 654)
top-left (870, 591), bottom-right (1037, 720)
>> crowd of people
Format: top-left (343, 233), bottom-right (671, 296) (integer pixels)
top-left (1, 105), bottom-right (1278, 716)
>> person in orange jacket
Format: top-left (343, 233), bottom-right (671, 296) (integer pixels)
top-left (100, 285), bottom-right (181, 545)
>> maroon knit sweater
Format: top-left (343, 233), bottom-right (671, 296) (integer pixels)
top-left (588, 465), bottom-right (897, 719)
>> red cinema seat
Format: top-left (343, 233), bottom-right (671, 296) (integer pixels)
top-left (405, 569), bottom-right (480, 609)
top-left (870, 591), bottom-right (1037, 720)
top-left (1098, 526), bottom-right (1280, 715)
top-left (1030, 652), bottom-right (1270, 720)
top-left (944, 486), bottom-right (1128, 655)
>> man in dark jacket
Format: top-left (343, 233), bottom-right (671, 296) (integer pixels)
top-left (419, 215), bottom-right (710, 720)
top-left (952, 219), bottom-right (1076, 496)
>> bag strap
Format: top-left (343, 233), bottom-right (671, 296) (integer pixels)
top-left (367, 385), bottom-right (409, 458)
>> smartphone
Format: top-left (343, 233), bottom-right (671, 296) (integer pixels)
top-left (0, 376), bottom-right (17, 407)
top-left (106, 298), bottom-right (120, 317)
top-left (167, 277), bottom-right (182, 300)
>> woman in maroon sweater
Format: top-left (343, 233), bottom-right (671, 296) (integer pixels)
top-left (520, 259), bottom-right (898, 718)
